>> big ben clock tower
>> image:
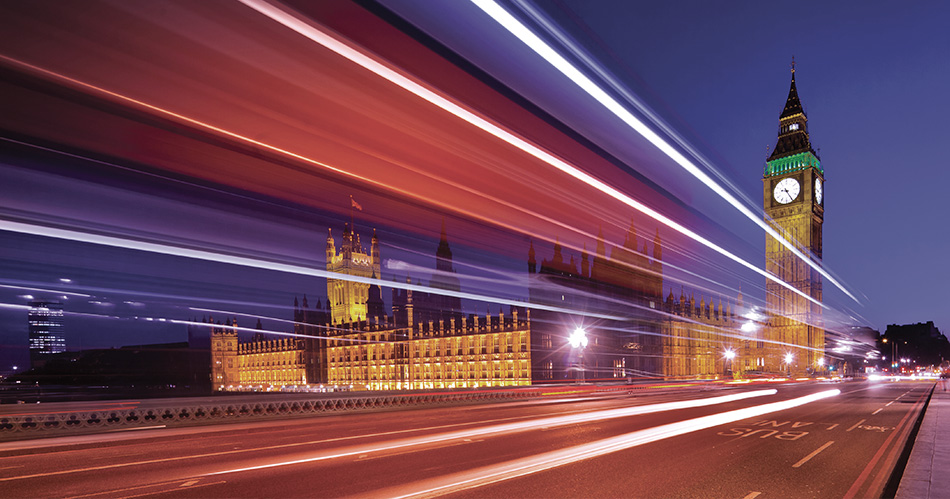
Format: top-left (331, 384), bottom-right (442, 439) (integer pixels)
top-left (763, 61), bottom-right (824, 375)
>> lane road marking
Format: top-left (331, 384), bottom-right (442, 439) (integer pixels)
top-left (792, 441), bottom-right (834, 468)
top-left (846, 419), bottom-right (866, 432)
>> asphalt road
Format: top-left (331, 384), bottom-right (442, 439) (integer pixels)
top-left (0, 380), bottom-right (932, 498)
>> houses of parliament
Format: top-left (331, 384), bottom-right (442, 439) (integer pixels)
top-left (210, 66), bottom-right (825, 390)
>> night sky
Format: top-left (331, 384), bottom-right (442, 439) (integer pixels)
top-left (537, 0), bottom-right (950, 333)
top-left (1, 0), bottom-right (947, 373)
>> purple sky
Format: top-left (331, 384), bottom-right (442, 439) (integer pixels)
top-left (381, 0), bottom-right (948, 333)
top-left (535, 0), bottom-right (950, 333)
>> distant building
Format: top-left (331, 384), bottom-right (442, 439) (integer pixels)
top-left (211, 222), bottom-right (531, 391)
top-left (529, 224), bottom-right (745, 381)
top-left (527, 223), bottom-right (664, 381)
top-left (28, 301), bottom-right (65, 369)
top-left (881, 322), bottom-right (950, 370)
top-left (661, 291), bottom-right (742, 378)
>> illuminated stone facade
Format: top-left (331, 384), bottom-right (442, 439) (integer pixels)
top-left (326, 225), bottom-right (380, 325)
top-left (237, 337), bottom-right (315, 387)
top-left (528, 222), bottom-right (665, 381)
top-left (212, 221), bottom-right (531, 391)
top-left (210, 319), bottom-right (238, 390)
top-left (762, 65), bottom-right (825, 375)
top-left (661, 291), bottom-right (742, 378)
top-left (326, 310), bottom-right (531, 390)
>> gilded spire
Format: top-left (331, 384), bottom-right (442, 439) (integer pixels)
top-left (779, 58), bottom-right (804, 120)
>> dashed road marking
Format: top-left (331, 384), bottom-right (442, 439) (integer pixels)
top-left (742, 492), bottom-right (762, 499)
top-left (847, 419), bottom-right (866, 432)
top-left (872, 408), bottom-right (883, 415)
top-left (793, 441), bottom-right (834, 468)
top-left (180, 480), bottom-right (198, 487)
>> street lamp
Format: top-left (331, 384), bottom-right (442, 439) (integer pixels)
top-left (568, 327), bottom-right (589, 349)
top-left (784, 352), bottom-right (794, 376)
top-left (724, 349), bottom-right (736, 378)
top-left (568, 327), bottom-right (588, 383)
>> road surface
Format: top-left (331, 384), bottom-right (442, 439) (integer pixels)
top-left (0, 380), bottom-right (931, 498)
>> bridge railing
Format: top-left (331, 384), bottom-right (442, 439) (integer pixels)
top-left (0, 388), bottom-right (541, 441)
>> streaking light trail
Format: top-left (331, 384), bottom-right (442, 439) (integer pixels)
top-left (207, 389), bottom-right (777, 476)
top-left (469, 0), bottom-right (858, 305)
top-left (384, 389), bottom-right (841, 498)
top-left (0, 219), bottom-right (622, 321)
top-left (238, 0), bottom-right (828, 310)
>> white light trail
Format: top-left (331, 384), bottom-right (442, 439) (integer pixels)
top-left (385, 389), bottom-right (841, 498)
top-left (0, 219), bottom-right (621, 321)
top-left (207, 389), bottom-right (777, 476)
top-left (238, 0), bottom-right (827, 310)
top-left (469, 0), bottom-right (858, 305)
top-left (0, 284), bottom-right (91, 298)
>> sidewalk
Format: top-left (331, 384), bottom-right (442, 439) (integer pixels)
top-left (896, 382), bottom-right (950, 499)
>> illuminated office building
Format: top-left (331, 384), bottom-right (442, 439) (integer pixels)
top-left (28, 300), bottom-right (66, 369)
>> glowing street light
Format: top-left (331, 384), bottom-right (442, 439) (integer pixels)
top-left (568, 327), bottom-right (589, 349)
top-left (569, 327), bottom-right (588, 383)
top-left (784, 353), bottom-right (794, 364)
top-left (724, 349), bottom-right (736, 378)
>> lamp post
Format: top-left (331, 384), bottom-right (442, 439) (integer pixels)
top-left (817, 357), bottom-right (825, 375)
top-left (784, 352), bottom-right (794, 377)
top-left (569, 327), bottom-right (588, 383)
top-left (724, 349), bottom-right (736, 378)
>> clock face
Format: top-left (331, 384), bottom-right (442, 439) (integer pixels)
top-left (815, 178), bottom-right (823, 204)
top-left (773, 177), bottom-right (800, 204)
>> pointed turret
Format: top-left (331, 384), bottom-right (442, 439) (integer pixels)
top-left (435, 219), bottom-right (454, 273)
top-left (624, 218), bottom-right (637, 251)
top-left (766, 59), bottom-right (821, 172)
top-left (371, 228), bottom-right (380, 267)
top-left (552, 238), bottom-right (563, 266)
top-left (528, 240), bottom-right (537, 274)
top-left (342, 223), bottom-right (353, 260)
top-left (581, 243), bottom-right (589, 278)
top-left (367, 270), bottom-right (384, 320)
top-left (326, 228), bottom-right (336, 261)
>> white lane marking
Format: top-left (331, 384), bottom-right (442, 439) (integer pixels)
top-left (847, 419), bottom-right (866, 431)
top-left (742, 492), bottom-right (762, 499)
top-left (65, 480), bottom-right (227, 499)
top-left (206, 390), bottom-right (779, 476)
top-left (885, 401), bottom-right (894, 406)
top-left (0, 408), bottom-right (594, 482)
top-left (792, 441), bottom-right (834, 468)
top-left (872, 408), bottom-right (883, 415)
top-left (179, 480), bottom-right (198, 487)
top-left (376, 390), bottom-right (841, 499)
